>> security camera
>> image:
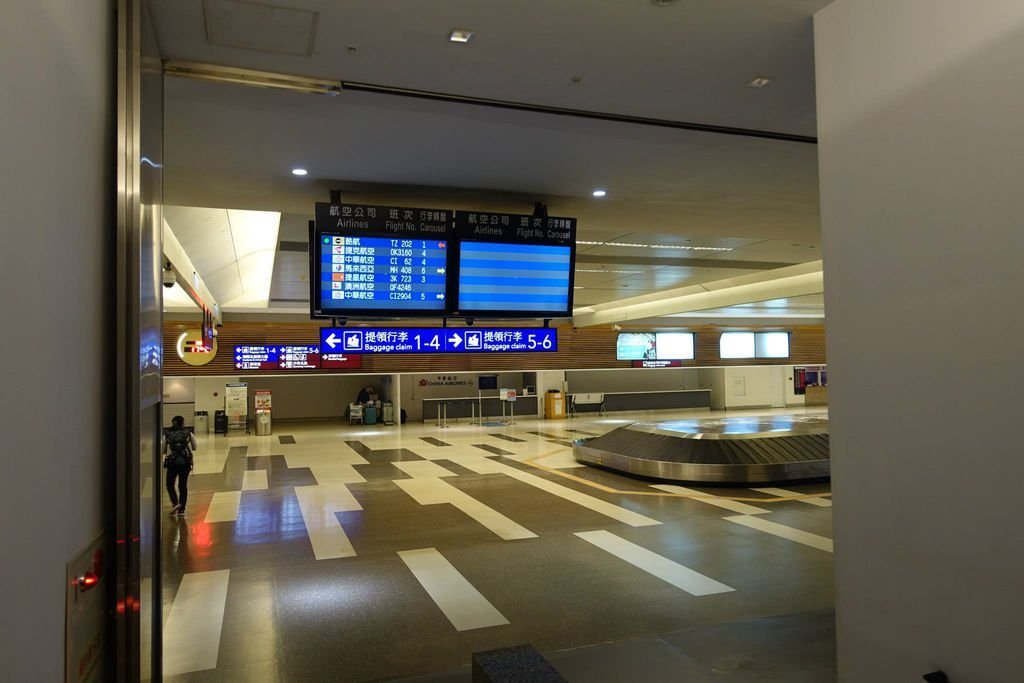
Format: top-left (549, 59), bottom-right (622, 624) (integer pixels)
top-left (163, 263), bottom-right (176, 288)
top-left (612, 324), bottom-right (623, 332)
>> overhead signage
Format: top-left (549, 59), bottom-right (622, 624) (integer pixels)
top-left (453, 210), bottom-right (576, 318)
top-left (279, 345), bottom-right (320, 370)
top-left (321, 351), bottom-right (363, 369)
top-left (320, 327), bottom-right (557, 354)
top-left (234, 345), bottom-right (279, 371)
top-left (453, 211), bottom-right (576, 245)
top-left (312, 202), bottom-right (453, 318)
top-left (233, 345), bottom-right (326, 370)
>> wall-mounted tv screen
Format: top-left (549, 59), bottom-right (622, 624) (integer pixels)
top-left (453, 211), bottom-right (576, 318)
top-left (311, 203), bottom-right (453, 318)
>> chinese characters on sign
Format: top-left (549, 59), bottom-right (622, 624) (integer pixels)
top-left (320, 327), bottom-right (557, 355)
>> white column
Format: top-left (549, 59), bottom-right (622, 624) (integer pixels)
top-left (816, 2), bottom-right (1024, 680)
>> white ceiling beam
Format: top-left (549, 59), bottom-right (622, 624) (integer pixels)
top-left (162, 218), bottom-right (222, 323)
top-left (572, 261), bottom-right (823, 327)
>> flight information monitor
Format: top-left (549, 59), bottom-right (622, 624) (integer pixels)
top-left (311, 203), bottom-right (453, 318)
top-left (453, 211), bottom-right (576, 318)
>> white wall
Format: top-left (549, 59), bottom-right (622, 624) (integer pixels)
top-left (242, 375), bottom-right (389, 420)
top-left (816, 2), bottom-right (1024, 680)
top-left (722, 367), bottom-right (779, 409)
top-left (565, 368), bottom-right (700, 394)
top-left (0, 1), bottom-right (112, 678)
top-left (536, 370), bottom-right (566, 417)
top-left (402, 372), bottom-right (525, 421)
top-left (697, 368), bottom-right (726, 410)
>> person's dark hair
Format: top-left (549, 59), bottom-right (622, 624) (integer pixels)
top-left (171, 416), bottom-right (185, 429)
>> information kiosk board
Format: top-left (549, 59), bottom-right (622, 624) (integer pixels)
top-left (453, 211), bottom-right (576, 318)
top-left (311, 203), bottom-right (453, 318)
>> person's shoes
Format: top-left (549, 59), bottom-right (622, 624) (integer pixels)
top-left (169, 504), bottom-right (180, 515)
top-left (176, 508), bottom-right (186, 517)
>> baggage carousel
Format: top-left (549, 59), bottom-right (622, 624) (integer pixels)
top-left (573, 414), bottom-right (830, 484)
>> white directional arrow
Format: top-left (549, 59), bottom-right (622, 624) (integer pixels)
top-left (325, 332), bottom-right (341, 349)
top-left (436, 293), bottom-right (445, 299)
top-left (449, 333), bottom-right (463, 348)
top-left (437, 267), bottom-right (446, 274)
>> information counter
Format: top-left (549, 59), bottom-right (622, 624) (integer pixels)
top-left (421, 395), bottom-right (539, 422)
top-left (569, 389), bottom-right (711, 414)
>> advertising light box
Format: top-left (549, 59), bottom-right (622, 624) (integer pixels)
top-left (320, 327), bottom-right (557, 355)
top-left (616, 332), bottom-right (694, 361)
top-left (616, 333), bottom-right (656, 360)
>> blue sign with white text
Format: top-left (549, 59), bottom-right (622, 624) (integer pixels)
top-left (319, 327), bottom-right (557, 354)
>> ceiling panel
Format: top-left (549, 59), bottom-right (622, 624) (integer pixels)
top-left (149, 0), bottom-right (830, 136)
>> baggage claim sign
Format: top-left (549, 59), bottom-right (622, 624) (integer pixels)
top-left (320, 327), bottom-right (557, 354)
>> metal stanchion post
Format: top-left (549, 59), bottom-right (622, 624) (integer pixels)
top-left (436, 403), bottom-right (443, 428)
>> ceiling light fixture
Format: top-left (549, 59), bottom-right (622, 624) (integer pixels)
top-left (575, 239), bottom-right (733, 252)
top-left (592, 189), bottom-right (607, 198)
top-left (291, 168), bottom-right (308, 176)
top-left (747, 76), bottom-right (773, 88)
top-left (576, 268), bottom-right (643, 274)
top-left (449, 29), bottom-right (474, 43)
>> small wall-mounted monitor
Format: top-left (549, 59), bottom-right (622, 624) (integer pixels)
top-left (478, 375), bottom-right (499, 390)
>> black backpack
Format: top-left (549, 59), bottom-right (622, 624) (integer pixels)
top-left (165, 429), bottom-right (192, 468)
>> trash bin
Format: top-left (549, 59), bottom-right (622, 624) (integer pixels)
top-left (545, 390), bottom-right (566, 420)
top-left (214, 410), bottom-right (228, 435)
top-left (255, 412), bottom-right (272, 436)
top-left (194, 411), bottom-right (209, 435)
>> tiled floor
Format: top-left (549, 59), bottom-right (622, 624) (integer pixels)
top-left (161, 407), bottom-right (835, 682)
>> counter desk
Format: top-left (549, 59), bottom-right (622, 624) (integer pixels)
top-left (569, 389), bottom-right (711, 414)
top-left (421, 395), bottom-right (539, 423)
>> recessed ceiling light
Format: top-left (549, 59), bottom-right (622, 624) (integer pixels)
top-left (592, 189), bottom-right (607, 198)
top-left (747, 76), bottom-right (773, 88)
top-left (291, 168), bottom-right (308, 176)
top-left (449, 29), bottom-right (474, 43)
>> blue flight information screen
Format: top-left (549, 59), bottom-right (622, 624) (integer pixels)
top-left (453, 211), bottom-right (576, 317)
top-left (320, 327), bottom-right (557, 354)
top-left (457, 241), bottom-right (572, 313)
top-left (319, 235), bottom-right (448, 311)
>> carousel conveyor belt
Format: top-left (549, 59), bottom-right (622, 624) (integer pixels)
top-left (572, 415), bottom-right (830, 484)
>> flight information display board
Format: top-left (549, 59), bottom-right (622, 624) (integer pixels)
top-left (320, 327), bottom-right (557, 354)
top-left (453, 211), bottom-right (576, 318)
top-left (311, 203), bottom-right (452, 318)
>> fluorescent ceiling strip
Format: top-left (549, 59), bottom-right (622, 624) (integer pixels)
top-left (576, 240), bottom-right (732, 252)
top-left (571, 261), bottom-right (823, 327)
